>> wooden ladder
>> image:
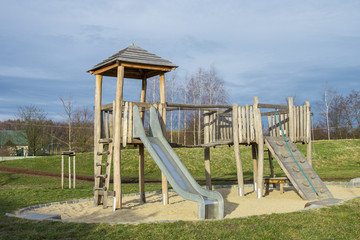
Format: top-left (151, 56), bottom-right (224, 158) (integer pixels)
top-left (94, 138), bottom-right (113, 208)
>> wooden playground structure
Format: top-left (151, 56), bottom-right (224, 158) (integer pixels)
top-left (88, 44), bottom-right (332, 212)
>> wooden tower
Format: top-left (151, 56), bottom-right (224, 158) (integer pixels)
top-left (88, 43), bottom-right (177, 209)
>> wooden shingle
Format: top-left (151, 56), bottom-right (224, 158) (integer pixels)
top-left (88, 44), bottom-right (177, 78)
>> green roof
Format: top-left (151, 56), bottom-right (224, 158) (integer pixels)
top-left (0, 130), bottom-right (27, 146)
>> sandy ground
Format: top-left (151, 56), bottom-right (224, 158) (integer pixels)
top-left (24, 185), bottom-right (360, 224)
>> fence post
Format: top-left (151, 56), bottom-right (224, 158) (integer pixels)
top-left (288, 97), bottom-right (294, 142)
top-left (305, 101), bottom-right (312, 166)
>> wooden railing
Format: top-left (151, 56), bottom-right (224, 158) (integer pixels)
top-left (262, 100), bottom-right (311, 143)
top-left (98, 97), bottom-right (311, 148)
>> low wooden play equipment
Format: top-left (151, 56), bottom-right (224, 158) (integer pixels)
top-left (87, 44), bottom-right (333, 219)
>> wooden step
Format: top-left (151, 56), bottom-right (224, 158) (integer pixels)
top-left (95, 174), bottom-right (108, 178)
top-left (97, 151), bottom-right (110, 156)
top-left (99, 138), bottom-right (112, 144)
top-left (94, 187), bottom-right (107, 191)
top-left (96, 162), bottom-right (109, 167)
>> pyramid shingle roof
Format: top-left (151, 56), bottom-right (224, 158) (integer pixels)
top-left (88, 44), bottom-right (177, 74)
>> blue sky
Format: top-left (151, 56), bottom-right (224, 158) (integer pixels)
top-left (1, 0), bottom-right (359, 121)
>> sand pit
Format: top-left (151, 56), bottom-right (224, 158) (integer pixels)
top-left (21, 184), bottom-right (360, 224)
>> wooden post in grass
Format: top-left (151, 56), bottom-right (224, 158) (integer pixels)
top-left (61, 154), bottom-right (64, 189)
top-left (73, 154), bottom-right (76, 188)
top-left (94, 74), bottom-right (103, 204)
top-left (139, 76), bottom-right (147, 203)
top-left (251, 144), bottom-right (258, 191)
top-left (113, 65), bottom-right (124, 209)
top-left (61, 151), bottom-right (76, 189)
top-left (68, 155), bottom-right (71, 188)
top-left (254, 96), bottom-right (264, 199)
top-left (159, 73), bottom-right (169, 205)
top-left (233, 103), bottom-right (244, 196)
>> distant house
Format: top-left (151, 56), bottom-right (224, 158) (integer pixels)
top-left (0, 130), bottom-right (28, 156)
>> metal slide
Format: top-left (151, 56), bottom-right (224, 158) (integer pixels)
top-left (265, 136), bottom-right (333, 201)
top-left (132, 105), bottom-right (224, 219)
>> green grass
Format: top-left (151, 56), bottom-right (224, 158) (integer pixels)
top-left (1, 139), bottom-right (359, 182)
top-left (0, 173), bottom-right (359, 239)
top-left (0, 139), bottom-right (359, 239)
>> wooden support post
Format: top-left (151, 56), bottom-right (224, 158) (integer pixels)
top-left (73, 154), bottom-right (76, 188)
top-left (139, 145), bottom-right (145, 203)
top-left (204, 147), bottom-right (212, 190)
top-left (113, 65), bottom-right (124, 209)
top-left (288, 97), bottom-right (294, 142)
top-left (68, 156), bottom-right (71, 188)
top-left (94, 74), bottom-right (102, 204)
top-left (203, 110), bottom-right (212, 190)
top-left (139, 76), bottom-right (147, 202)
top-left (232, 104), bottom-right (244, 196)
top-left (305, 101), bottom-right (312, 166)
top-left (159, 73), bottom-right (168, 205)
top-left (61, 154), bottom-right (64, 189)
top-left (251, 144), bottom-right (258, 191)
top-left (254, 96), bottom-right (264, 199)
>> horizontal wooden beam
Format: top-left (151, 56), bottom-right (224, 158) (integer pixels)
top-left (89, 63), bottom-right (118, 75)
top-left (261, 110), bottom-right (288, 116)
top-left (258, 103), bottom-right (288, 110)
top-left (121, 62), bottom-right (174, 72)
top-left (167, 102), bottom-right (232, 109)
top-left (100, 101), bottom-right (154, 111)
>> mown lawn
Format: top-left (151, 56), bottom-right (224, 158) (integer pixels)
top-left (0, 139), bottom-right (359, 239)
top-left (1, 139), bottom-right (359, 182)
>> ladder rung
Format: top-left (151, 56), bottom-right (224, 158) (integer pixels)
top-left (94, 187), bottom-right (107, 191)
top-left (99, 138), bottom-right (112, 144)
top-left (95, 174), bottom-right (108, 178)
top-left (96, 162), bottom-right (109, 167)
top-left (97, 151), bottom-right (110, 156)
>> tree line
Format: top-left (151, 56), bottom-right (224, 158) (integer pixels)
top-left (0, 65), bottom-right (358, 155)
top-left (314, 89), bottom-right (360, 140)
top-left (0, 103), bottom-right (93, 156)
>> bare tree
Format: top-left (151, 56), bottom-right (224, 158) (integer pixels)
top-left (203, 65), bottom-right (228, 105)
top-left (73, 106), bottom-right (93, 152)
top-left (341, 90), bottom-right (360, 138)
top-left (16, 105), bottom-right (49, 155)
top-left (321, 85), bottom-right (336, 140)
top-left (60, 95), bottom-right (73, 151)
